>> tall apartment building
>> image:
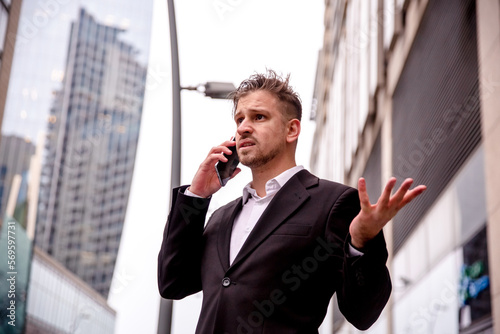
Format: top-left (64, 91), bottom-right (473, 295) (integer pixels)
top-left (35, 8), bottom-right (147, 298)
top-left (311, 0), bottom-right (499, 333)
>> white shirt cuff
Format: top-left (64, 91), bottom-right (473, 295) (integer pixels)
top-left (348, 243), bottom-right (364, 257)
top-left (185, 187), bottom-right (204, 198)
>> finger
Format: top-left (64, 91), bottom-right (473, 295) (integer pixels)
top-left (221, 138), bottom-right (238, 153)
top-left (390, 178), bottom-right (414, 205)
top-left (215, 152), bottom-right (229, 163)
top-left (221, 136), bottom-right (237, 146)
top-left (224, 139), bottom-right (237, 147)
top-left (379, 177), bottom-right (397, 206)
top-left (202, 150), bottom-right (230, 167)
top-left (358, 178), bottom-right (371, 209)
top-left (208, 145), bottom-right (233, 158)
top-left (400, 185), bottom-right (427, 207)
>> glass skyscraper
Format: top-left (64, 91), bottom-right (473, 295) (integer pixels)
top-left (35, 7), bottom-right (148, 297)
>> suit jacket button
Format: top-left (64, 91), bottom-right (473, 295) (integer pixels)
top-left (222, 277), bottom-right (231, 287)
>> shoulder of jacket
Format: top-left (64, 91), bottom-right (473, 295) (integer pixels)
top-left (317, 178), bottom-right (355, 193)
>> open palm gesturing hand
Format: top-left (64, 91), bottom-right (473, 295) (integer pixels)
top-left (349, 177), bottom-right (427, 249)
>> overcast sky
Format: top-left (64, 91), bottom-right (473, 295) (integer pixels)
top-left (108, 1), bottom-right (325, 333)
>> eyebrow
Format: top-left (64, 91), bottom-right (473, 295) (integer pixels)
top-left (233, 108), bottom-right (270, 120)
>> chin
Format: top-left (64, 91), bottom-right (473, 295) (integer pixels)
top-left (238, 156), bottom-right (255, 168)
top-left (238, 157), bottom-right (253, 168)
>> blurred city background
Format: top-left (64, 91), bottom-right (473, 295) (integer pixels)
top-left (0, 0), bottom-right (499, 333)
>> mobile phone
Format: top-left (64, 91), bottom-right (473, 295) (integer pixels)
top-left (215, 139), bottom-right (239, 187)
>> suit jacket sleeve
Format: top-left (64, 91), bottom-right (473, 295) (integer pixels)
top-left (157, 185), bottom-right (211, 300)
top-left (327, 187), bottom-right (392, 330)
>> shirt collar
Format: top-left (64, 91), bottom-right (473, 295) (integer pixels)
top-left (242, 165), bottom-right (304, 203)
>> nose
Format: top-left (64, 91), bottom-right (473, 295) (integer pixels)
top-left (236, 118), bottom-right (253, 136)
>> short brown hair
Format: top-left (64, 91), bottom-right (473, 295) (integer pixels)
top-left (230, 70), bottom-right (302, 121)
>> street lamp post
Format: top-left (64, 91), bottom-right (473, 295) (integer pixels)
top-left (159, 1), bottom-right (235, 333)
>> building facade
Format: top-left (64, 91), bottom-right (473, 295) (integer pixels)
top-left (311, 0), bottom-right (500, 333)
top-left (34, 8), bottom-right (148, 297)
top-left (1, 1), bottom-right (153, 330)
top-left (25, 247), bottom-right (116, 334)
top-left (0, 135), bottom-right (34, 220)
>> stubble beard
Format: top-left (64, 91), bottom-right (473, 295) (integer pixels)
top-left (238, 141), bottom-right (284, 169)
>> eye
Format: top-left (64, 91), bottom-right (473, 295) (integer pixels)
top-left (235, 117), bottom-right (243, 124)
top-left (256, 114), bottom-right (265, 120)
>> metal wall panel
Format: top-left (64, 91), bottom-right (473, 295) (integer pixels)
top-left (392, 0), bottom-right (481, 253)
top-left (363, 132), bottom-right (382, 204)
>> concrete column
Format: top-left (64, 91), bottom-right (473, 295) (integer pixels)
top-left (0, 0), bottom-right (23, 139)
top-left (380, 87), bottom-right (394, 334)
top-left (476, 0), bottom-right (500, 332)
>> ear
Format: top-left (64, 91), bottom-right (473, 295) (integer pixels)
top-left (286, 119), bottom-right (301, 144)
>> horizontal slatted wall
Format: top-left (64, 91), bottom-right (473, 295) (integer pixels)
top-left (392, 0), bottom-right (481, 253)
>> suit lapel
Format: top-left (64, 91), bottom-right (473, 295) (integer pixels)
top-left (217, 198), bottom-right (243, 272)
top-left (228, 170), bottom-right (318, 270)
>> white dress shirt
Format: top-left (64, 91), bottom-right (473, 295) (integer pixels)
top-left (185, 165), bottom-right (362, 265)
top-left (229, 165), bottom-right (305, 264)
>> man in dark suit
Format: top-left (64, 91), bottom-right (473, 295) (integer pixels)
top-left (158, 70), bottom-right (426, 333)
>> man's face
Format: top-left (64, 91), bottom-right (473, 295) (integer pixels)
top-left (234, 90), bottom-right (289, 169)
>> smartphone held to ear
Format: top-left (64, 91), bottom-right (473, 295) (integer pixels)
top-left (215, 139), bottom-right (239, 187)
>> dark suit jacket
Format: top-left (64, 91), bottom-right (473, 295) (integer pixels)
top-left (158, 170), bottom-right (391, 334)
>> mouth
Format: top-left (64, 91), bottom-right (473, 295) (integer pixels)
top-left (238, 140), bottom-right (255, 150)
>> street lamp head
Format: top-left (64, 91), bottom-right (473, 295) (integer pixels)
top-left (203, 82), bottom-right (236, 99)
top-left (182, 82), bottom-right (236, 99)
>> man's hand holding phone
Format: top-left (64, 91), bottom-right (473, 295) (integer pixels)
top-left (188, 138), bottom-right (241, 198)
top-left (215, 138), bottom-right (240, 187)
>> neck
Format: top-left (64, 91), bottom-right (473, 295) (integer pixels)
top-left (250, 157), bottom-right (296, 197)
